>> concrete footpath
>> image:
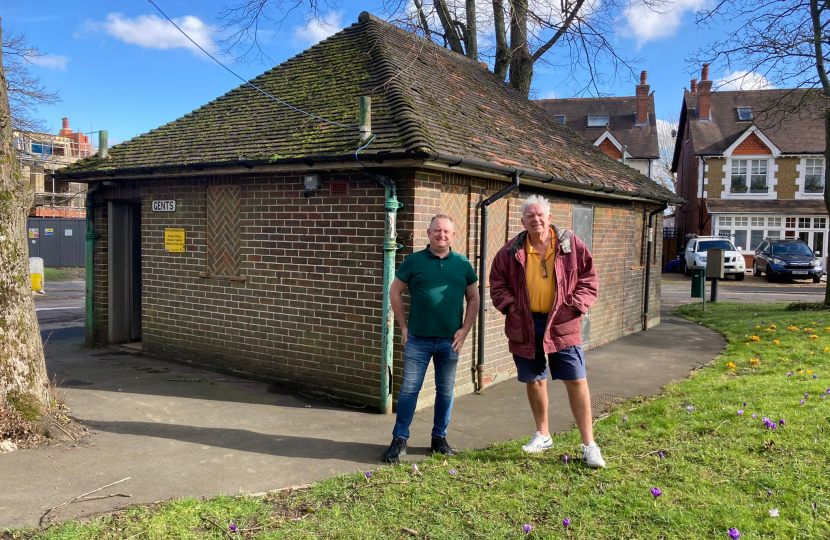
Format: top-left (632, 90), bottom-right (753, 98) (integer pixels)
top-left (1, 305), bottom-right (724, 529)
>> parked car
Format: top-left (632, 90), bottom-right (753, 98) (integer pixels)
top-left (681, 236), bottom-right (746, 280)
top-left (753, 238), bottom-right (823, 283)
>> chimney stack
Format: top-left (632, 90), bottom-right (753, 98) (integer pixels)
top-left (697, 63), bottom-right (712, 121)
top-left (635, 70), bottom-right (650, 125)
top-left (690, 79), bottom-right (698, 93)
top-left (59, 117), bottom-right (72, 136)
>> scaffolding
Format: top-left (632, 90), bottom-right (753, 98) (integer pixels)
top-left (13, 122), bottom-right (99, 218)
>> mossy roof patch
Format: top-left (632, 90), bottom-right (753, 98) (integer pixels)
top-left (61, 13), bottom-right (673, 200)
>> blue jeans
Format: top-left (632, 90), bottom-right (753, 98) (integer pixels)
top-left (393, 333), bottom-right (459, 439)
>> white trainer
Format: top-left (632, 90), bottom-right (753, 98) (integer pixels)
top-left (580, 441), bottom-right (606, 468)
top-left (521, 431), bottom-right (553, 453)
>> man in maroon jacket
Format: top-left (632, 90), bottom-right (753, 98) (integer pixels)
top-left (489, 195), bottom-right (604, 467)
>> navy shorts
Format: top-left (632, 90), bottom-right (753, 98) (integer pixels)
top-left (513, 313), bottom-right (587, 382)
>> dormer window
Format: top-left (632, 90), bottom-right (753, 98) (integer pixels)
top-left (736, 107), bottom-right (753, 121)
top-left (554, 115), bottom-right (566, 124)
top-left (587, 115), bottom-right (609, 127)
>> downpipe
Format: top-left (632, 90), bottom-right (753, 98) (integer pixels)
top-left (642, 201), bottom-right (669, 330)
top-left (475, 170), bottom-right (522, 392)
top-left (85, 181), bottom-right (102, 348)
top-left (379, 184), bottom-right (403, 413)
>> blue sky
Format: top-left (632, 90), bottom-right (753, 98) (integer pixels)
top-left (4, 0), bottom-right (770, 144)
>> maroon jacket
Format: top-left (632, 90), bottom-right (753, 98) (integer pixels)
top-left (489, 226), bottom-right (599, 358)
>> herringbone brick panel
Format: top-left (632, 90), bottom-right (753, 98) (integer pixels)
top-left (440, 184), bottom-right (469, 256)
top-left (207, 185), bottom-right (241, 277)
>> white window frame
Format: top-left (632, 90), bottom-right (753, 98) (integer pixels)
top-left (795, 156), bottom-right (825, 199)
top-left (587, 115), bottom-right (610, 127)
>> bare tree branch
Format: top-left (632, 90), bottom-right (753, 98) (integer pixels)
top-left (1, 30), bottom-right (61, 132)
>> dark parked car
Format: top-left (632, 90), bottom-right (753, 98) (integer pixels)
top-left (753, 239), bottom-right (824, 283)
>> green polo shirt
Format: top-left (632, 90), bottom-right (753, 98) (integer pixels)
top-left (396, 247), bottom-right (478, 339)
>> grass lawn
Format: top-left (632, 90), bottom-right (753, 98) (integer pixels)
top-left (7, 303), bottom-right (830, 539)
top-left (43, 268), bottom-right (84, 282)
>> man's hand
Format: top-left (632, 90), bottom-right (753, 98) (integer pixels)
top-left (507, 302), bottom-right (517, 313)
top-left (452, 327), bottom-right (470, 353)
top-left (400, 327), bottom-right (408, 347)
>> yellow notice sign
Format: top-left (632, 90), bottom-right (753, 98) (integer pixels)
top-left (164, 228), bottom-right (186, 252)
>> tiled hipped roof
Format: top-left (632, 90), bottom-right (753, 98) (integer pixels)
top-left (59, 13), bottom-right (674, 200)
top-left (534, 96), bottom-right (659, 159)
top-left (683, 89), bottom-right (829, 156)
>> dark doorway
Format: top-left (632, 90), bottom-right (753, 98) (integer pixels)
top-left (572, 205), bottom-right (594, 347)
top-left (108, 201), bottom-right (142, 343)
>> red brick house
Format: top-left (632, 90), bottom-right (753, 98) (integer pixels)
top-left (55, 13), bottom-right (679, 411)
top-left (535, 72), bottom-right (660, 180)
top-left (672, 64), bottom-right (830, 268)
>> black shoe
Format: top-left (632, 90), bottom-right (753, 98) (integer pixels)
top-left (382, 436), bottom-right (407, 463)
top-left (431, 436), bottom-right (455, 456)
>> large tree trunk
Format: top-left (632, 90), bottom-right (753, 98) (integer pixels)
top-left (0, 19), bottom-right (50, 424)
top-left (508, 0), bottom-right (533, 96)
top-left (492, 0), bottom-right (509, 81)
top-left (465, 0), bottom-right (477, 61)
top-left (434, 0), bottom-right (465, 55)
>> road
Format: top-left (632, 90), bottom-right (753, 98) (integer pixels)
top-left (34, 280), bottom-right (85, 327)
top-left (661, 274), bottom-right (826, 311)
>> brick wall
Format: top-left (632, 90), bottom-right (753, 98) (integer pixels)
top-left (775, 157), bottom-right (799, 199)
top-left (91, 168), bottom-right (665, 411)
top-left (733, 133), bottom-right (772, 155)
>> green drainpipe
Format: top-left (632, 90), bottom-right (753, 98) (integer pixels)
top-left (84, 181), bottom-right (101, 348)
top-left (380, 185), bottom-right (403, 413)
top-left (85, 131), bottom-right (107, 348)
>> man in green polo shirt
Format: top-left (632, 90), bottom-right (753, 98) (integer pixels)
top-left (382, 214), bottom-right (480, 463)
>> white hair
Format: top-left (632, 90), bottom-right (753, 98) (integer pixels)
top-left (521, 195), bottom-right (551, 216)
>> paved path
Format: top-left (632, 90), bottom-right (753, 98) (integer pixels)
top-left (2, 299), bottom-right (724, 529)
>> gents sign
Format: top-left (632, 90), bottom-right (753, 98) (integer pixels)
top-left (152, 200), bottom-right (176, 212)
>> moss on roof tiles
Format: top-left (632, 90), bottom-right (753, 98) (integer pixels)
top-left (62, 12), bottom-right (673, 200)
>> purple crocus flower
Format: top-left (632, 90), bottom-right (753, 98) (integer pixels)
top-left (650, 487), bottom-right (662, 499)
top-left (622, 416), bottom-right (627, 422)
top-left (658, 451), bottom-right (664, 458)
top-left (727, 527), bottom-right (741, 539)
top-left (229, 523), bottom-right (238, 533)
top-left (767, 490), bottom-right (773, 497)
top-left (827, 388), bottom-right (830, 394)
top-left (737, 410), bottom-right (744, 415)
top-left (686, 406), bottom-right (694, 413)
top-left (787, 372), bottom-right (793, 377)
top-left (800, 400), bottom-right (806, 404)
top-left (563, 454), bottom-right (569, 464)
top-left (779, 419), bottom-right (785, 426)
top-left (365, 472), bottom-right (371, 479)
top-left (805, 393), bottom-right (810, 398)
top-left (523, 524), bottom-right (532, 534)
top-left (742, 402), bottom-right (747, 406)
top-left (751, 414), bottom-right (758, 419)
top-left (449, 468), bottom-right (457, 475)
top-left (814, 375), bottom-right (819, 379)
top-left (412, 464), bottom-right (419, 473)
top-left (563, 518), bottom-right (570, 529)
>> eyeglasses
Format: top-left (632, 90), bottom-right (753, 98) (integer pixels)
top-left (540, 259), bottom-right (548, 279)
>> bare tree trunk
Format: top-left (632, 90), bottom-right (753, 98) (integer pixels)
top-left (492, 0), bottom-right (509, 80)
top-left (434, 0), bottom-right (465, 55)
top-left (465, 0), bottom-right (477, 60)
top-left (508, 0), bottom-right (533, 96)
top-left (413, 0), bottom-right (434, 43)
top-left (0, 19), bottom-right (49, 423)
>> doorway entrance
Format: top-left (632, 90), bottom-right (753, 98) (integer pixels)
top-left (108, 201), bottom-right (142, 344)
top-left (572, 205), bottom-right (594, 346)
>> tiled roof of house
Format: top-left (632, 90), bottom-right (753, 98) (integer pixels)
top-left (706, 199), bottom-right (828, 215)
top-left (683, 89), bottom-right (828, 156)
top-left (59, 13), bottom-right (674, 200)
top-left (534, 96), bottom-right (659, 159)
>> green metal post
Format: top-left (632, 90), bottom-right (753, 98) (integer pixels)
top-left (84, 183), bottom-right (99, 348)
top-left (380, 186), bottom-right (402, 413)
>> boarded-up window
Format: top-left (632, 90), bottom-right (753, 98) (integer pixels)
top-left (440, 184), bottom-right (469, 256)
top-left (206, 185), bottom-right (241, 277)
top-left (486, 197), bottom-right (508, 278)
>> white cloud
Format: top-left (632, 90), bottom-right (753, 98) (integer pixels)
top-left (82, 13), bottom-right (218, 55)
top-left (26, 54), bottom-right (69, 70)
top-left (715, 70), bottom-right (776, 90)
top-left (539, 90), bottom-right (559, 100)
top-left (293, 11), bottom-right (345, 46)
top-left (625, 0), bottom-right (709, 48)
